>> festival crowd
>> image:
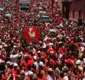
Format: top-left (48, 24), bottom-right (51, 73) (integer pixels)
top-left (0, 0), bottom-right (85, 80)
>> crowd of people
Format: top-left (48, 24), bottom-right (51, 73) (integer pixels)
top-left (0, 0), bottom-right (85, 80)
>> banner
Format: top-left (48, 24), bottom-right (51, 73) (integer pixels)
top-left (23, 27), bottom-right (40, 44)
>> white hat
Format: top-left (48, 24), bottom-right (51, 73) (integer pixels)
top-left (49, 43), bottom-right (53, 46)
top-left (39, 61), bottom-right (44, 67)
top-left (0, 45), bottom-right (3, 49)
top-left (28, 71), bottom-right (33, 76)
top-left (34, 56), bottom-right (37, 60)
top-left (6, 61), bottom-right (11, 64)
top-left (50, 51), bottom-right (54, 54)
top-left (83, 58), bottom-right (85, 63)
top-left (14, 63), bottom-right (18, 67)
top-left (48, 68), bottom-right (53, 71)
top-left (82, 43), bottom-right (85, 46)
top-left (76, 60), bottom-right (81, 65)
top-left (38, 51), bottom-right (41, 53)
top-left (13, 45), bottom-right (17, 48)
top-left (7, 61), bottom-right (13, 65)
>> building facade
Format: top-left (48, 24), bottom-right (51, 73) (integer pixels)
top-left (62, 0), bottom-right (85, 22)
top-left (57, 0), bottom-right (63, 13)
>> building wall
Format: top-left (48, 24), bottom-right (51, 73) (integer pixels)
top-left (69, 0), bottom-right (83, 20)
top-left (69, 10), bottom-right (72, 18)
top-left (57, 0), bottom-right (63, 13)
top-left (63, 0), bottom-right (85, 22)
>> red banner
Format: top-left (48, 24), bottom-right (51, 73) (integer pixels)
top-left (23, 27), bottom-right (40, 44)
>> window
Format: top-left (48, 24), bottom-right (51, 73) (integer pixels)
top-left (73, 10), bottom-right (75, 18)
top-left (79, 10), bottom-right (81, 19)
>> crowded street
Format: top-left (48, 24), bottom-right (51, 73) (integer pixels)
top-left (0, 0), bottom-right (85, 80)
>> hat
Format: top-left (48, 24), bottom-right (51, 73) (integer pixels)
top-left (34, 56), bottom-right (37, 60)
top-left (57, 78), bottom-right (64, 80)
top-left (28, 71), bottom-right (33, 76)
top-left (48, 68), bottom-right (53, 72)
top-left (83, 58), bottom-right (85, 63)
top-left (78, 66), bottom-right (83, 71)
top-left (76, 60), bottom-right (81, 65)
top-left (82, 43), bottom-right (85, 46)
top-left (50, 51), bottom-right (54, 54)
top-left (13, 63), bottom-right (18, 67)
top-left (65, 59), bottom-right (74, 65)
top-left (49, 43), bottom-right (53, 46)
top-left (39, 61), bottom-right (44, 67)
top-left (39, 41), bottom-right (42, 44)
top-left (6, 61), bottom-right (11, 64)
top-left (38, 51), bottom-right (41, 53)
top-left (13, 45), bottom-right (17, 48)
top-left (29, 42), bottom-right (32, 45)
top-left (0, 45), bottom-right (2, 49)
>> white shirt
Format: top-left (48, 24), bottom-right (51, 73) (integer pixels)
top-left (10, 53), bottom-right (19, 62)
top-left (46, 75), bottom-right (53, 80)
top-left (83, 78), bottom-right (85, 80)
top-left (64, 76), bottom-right (69, 80)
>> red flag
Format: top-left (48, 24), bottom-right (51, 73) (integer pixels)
top-left (23, 27), bottom-right (40, 44)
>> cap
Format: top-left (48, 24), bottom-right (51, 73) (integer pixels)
top-left (13, 63), bottom-right (18, 67)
